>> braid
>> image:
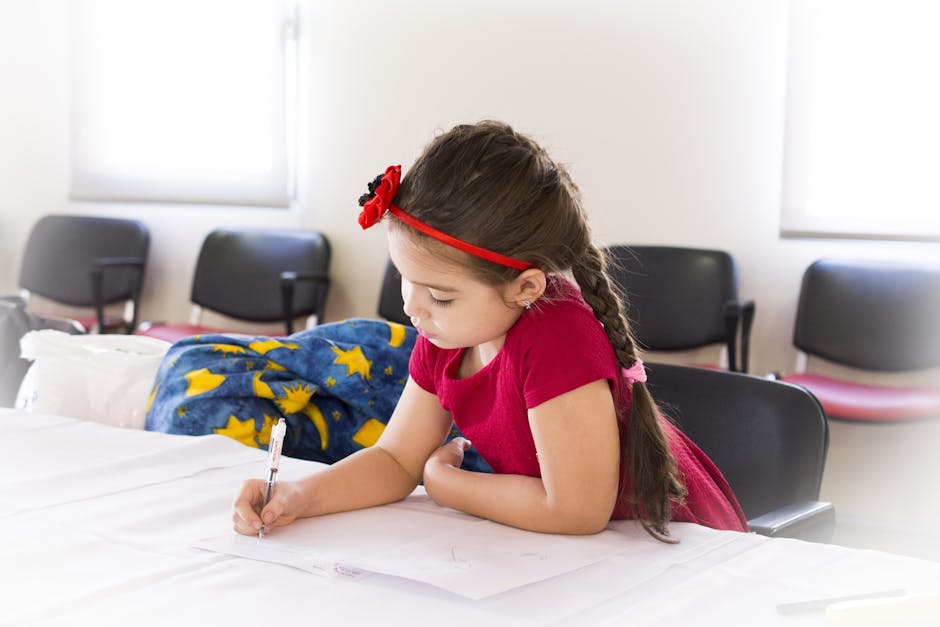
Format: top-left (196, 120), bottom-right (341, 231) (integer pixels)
top-left (572, 246), bottom-right (686, 542)
top-left (571, 248), bottom-right (634, 365)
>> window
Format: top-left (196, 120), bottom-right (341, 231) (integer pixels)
top-left (69, 0), bottom-right (298, 207)
top-left (781, 0), bottom-right (940, 240)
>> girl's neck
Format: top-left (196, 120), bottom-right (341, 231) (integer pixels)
top-left (458, 336), bottom-right (506, 378)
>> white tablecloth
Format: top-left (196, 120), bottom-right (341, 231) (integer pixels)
top-left (2, 409), bottom-right (938, 626)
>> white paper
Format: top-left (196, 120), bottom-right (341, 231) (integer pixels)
top-left (196, 493), bottom-right (643, 599)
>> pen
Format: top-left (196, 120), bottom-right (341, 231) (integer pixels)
top-left (259, 418), bottom-right (287, 539)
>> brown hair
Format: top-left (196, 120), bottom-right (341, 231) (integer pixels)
top-left (391, 120), bottom-right (685, 540)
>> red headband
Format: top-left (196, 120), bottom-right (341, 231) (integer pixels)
top-left (358, 165), bottom-right (535, 271)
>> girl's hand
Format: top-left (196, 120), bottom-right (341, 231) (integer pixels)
top-left (423, 437), bottom-right (472, 506)
top-left (232, 479), bottom-right (303, 536)
top-left (425, 437), bottom-right (471, 472)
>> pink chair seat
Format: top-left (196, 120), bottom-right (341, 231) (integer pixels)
top-left (782, 372), bottom-right (940, 422)
top-left (73, 316), bottom-right (95, 333)
top-left (137, 324), bottom-right (226, 344)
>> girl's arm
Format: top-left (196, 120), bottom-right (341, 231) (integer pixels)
top-left (422, 379), bottom-right (621, 535)
top-left (233, 378), bottom-right (453, 535)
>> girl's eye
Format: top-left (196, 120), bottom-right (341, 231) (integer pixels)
top-left (430, 294), bottom-right (453, 307)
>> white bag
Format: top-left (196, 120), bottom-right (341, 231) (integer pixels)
top-left (17, 330), bottom-right (171, 429)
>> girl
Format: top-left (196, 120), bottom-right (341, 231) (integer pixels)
top-left (233, 121), bottom-right (747, 540)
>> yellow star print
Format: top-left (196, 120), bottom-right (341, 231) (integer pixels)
top-left (211, 344), bottom-right (246, 355)
top-left (331, 345), bottom-right (372, 380)
top-left (258, 414), bottom-right (278, 445)
top-left (276, 383), bottom-right (314, 414)
top-left (352, 418), bottom-right (385, 448)
top-left (146, 384), bottom-right (159, 411)
top-left (213, 415), bottom-right (261, 448)
top-left (249, 339), bottom-right (299, 355)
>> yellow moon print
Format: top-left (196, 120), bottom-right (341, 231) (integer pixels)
top-left (252, 372), bottom-right (275, 399)
top-left (387, 322), bottom-right (407, 347)
top-left (213, 414), bottom-right (261, 448)
top-left (303, 404), bottom-right (329, 450)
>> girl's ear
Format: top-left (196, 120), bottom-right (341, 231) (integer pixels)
top-left (509, 268), bottom-right (546, 308)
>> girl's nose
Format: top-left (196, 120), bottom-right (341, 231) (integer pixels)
top-left (400, 280), bottom-right (424, 321)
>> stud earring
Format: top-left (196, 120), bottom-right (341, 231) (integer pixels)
top-left (522, 300), bottom-right (531, 310)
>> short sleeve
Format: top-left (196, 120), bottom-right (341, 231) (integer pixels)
top-left (408, 335), bottom-right (438, 395)
top-left (519, 299), bottom-right (619, 409)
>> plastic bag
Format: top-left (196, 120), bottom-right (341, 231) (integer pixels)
top-left (0, 296), bottom-right (82, 408)
top-left (17, 330), bottom-right (171, 429)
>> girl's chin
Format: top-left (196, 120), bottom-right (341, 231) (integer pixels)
top-left (425, 335), bottom-right (460, 350)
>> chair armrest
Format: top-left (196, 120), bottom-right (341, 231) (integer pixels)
top-left (748, 500), bottom-right (835, 542)
top-left (90, 256), bottom-right (147, 333)
top-left (280, 271), bottom-right (331, 335)
top-left (722, 301), bottom-right (742, 372)
top-left (722, 299), bottom-right (756, 373)
top-left (738, 299), bottom-right (755, 373)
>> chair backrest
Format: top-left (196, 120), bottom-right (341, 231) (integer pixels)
top-left (794, 258), bottom-right (940, 372)
top-left (190, 228), bottom-right (331, 323)
top-left (645, 362), bottom-right (829, 521)
top-left (604, 245), bottom-right (744, 365)
top-left (19, 214), bottom-right (150, 308)
top-left (377, 259), bottom-right (410, 326)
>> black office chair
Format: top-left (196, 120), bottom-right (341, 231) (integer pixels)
top-left (645, 361), bottom-right (834, 541)
top-left (377, 259), bottom-right (410, 326)
top-left (605, 245), bottom-right (754, 372)
top-left (17, 214), bottom-right (150, 333)
top-left (138, 228), bottom-right (331, 342)
top-left (780, 258), bottom-right (940, 422)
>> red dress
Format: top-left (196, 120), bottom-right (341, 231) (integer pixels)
top-left (409, 278), bottom-right (748, 532)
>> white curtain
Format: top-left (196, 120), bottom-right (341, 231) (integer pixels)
top-left (69, 0), bottom-right (296, 207)
top-left (781, 0), bottom-right (940, 240)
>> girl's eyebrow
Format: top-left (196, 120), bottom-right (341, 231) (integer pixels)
top-left (415, 281), bottom-right (459, 293)
top-left (389, 261), bottom-right (459, 292)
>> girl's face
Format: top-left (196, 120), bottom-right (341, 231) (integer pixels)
top-left (387, 229), bottom-right (523, 351)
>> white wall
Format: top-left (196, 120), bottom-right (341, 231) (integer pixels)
top-left (2, 0), bottom-right (937, 375)
top-left (3, 0), bottom-right (940, 559)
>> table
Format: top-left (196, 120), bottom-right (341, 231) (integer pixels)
top-left (2, 409), bottom-right (938, 626)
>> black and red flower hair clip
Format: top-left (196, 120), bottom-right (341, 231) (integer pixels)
top-left (357, 165), bottom-right (401, 229)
